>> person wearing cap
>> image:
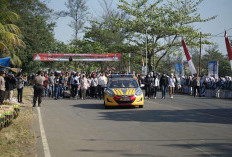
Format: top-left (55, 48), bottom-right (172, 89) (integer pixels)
top-left (33, 71), bottom-right (45, 107)
top-left (0, 70), bottom-right (6, 104)
top-left (169, 73), bottom-right (176, 99)
top-left (5, 72), bottom-right (16, 102)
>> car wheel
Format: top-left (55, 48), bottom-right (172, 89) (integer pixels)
top-left (139, 105), bottom-right (143, 108)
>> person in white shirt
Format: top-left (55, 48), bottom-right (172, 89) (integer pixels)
top-left (152, 73), bottom-right (159, 99)
top-left (97, 72), bottom-right (108, 99)
top-left (169, 73), bottom-right (176, 99)
top-left (80, 74), bottom-right (88, 100)
top-left (91, 73), bottom-right (98, 98)
top-left (73, 73), bottom-right (80, 98)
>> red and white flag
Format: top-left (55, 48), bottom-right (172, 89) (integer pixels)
top-left (182, 39), bottom-right (197, 75)
top-left (225, 31), bottom-right (232, 71)
top-left (142, 57), bottom-right (145, 66)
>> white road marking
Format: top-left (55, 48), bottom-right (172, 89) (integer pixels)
top-left (37, 107), bottom-right (51, 157)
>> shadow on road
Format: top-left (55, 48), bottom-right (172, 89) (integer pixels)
top-left (74, 149), bottom-right (156, 157)
top-left (96, 108), bottom-right (232, 124)
top-left (163, 142), bottom-right (232, 157)
top-left (72, 103), bottom-right (139, 110)
top-left (72, 103), bottom-right (104, 109)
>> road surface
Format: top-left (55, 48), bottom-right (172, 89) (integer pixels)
top-left (34, 94), bottom-right (232, 157)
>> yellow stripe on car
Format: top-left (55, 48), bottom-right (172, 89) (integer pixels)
top-left (113, 89), bottom-right (117, 95)
top-left (126, 89), bottom-right (129, 95)
top-left (132, 89), bottom-right (136, 95)
top-left (116, 90), bottom-right (121, 95)
top-left (119, 89), bottom-right (124, 95)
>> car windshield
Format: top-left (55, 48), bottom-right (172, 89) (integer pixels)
top-left (108, 79), bottom-right (138, 88)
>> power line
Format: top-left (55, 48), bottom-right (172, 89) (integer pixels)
top-left (206, 27), bottom-right (232, 39)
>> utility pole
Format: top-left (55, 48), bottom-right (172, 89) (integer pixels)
top-left (129, 53), bottom-right (131, 73)
top-left (199, 32), bottom-right (202, 76)
top-left (145, 29), bottom-right (148, 75)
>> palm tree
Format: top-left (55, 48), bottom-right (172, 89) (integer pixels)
top-left (0, 0), bottom-right (25, 66)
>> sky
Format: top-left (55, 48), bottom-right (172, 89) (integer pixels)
top-left (47, 0), bottom-right (232, 55)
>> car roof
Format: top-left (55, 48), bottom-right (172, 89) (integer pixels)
top-left (108, 74), bottom-right (135, 78)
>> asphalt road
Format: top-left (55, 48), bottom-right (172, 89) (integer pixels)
top-left (34, 93), bottom-right (232, 157)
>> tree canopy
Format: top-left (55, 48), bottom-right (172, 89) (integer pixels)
top-left (1, 0), bottom-right (231, 76)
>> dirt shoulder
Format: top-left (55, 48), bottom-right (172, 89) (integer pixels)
top-left (0, 87), bottom-right (36, 157)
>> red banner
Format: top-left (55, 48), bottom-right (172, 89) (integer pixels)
top-left (34, 53), bottom-right (121, 62)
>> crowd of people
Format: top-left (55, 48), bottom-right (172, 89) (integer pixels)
top-left (0, 69), bottom-right (231, 107)
top-left (0, 70), bottom-right (25, 105)
top-left (140, 72), bottom-right (232, 99)
top-left (32, 71), bottom-right (109, 107)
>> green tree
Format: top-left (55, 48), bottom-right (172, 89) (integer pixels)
top-left (8, 0), bottom-right (56, 72)
top-left (0, 0), bottom-right (26, 66)
top-left (115, 0), bottom-right (216, 72)
top-left (201, 45), bottom-right (232, 76)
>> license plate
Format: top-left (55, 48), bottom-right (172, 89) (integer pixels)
top-left (120, 97), bottom-right (130, 101)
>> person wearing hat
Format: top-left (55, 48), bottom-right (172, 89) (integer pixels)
top-left (0, 70), bottom-right (6, 104)
top-left (169, 73), bottom-right (176, 99)
top-left (5, 72), bottom-right (16, 101)
top-left (33, 71), bottom-right (45, 107)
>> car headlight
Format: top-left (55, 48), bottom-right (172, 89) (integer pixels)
top-left (105, 89), bottom-right (115, 97)
top-left (135, 88), bottom-right (143, 96)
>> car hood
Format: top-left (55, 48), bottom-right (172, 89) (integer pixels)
top-left (111, 88), bottom-right (136, 96)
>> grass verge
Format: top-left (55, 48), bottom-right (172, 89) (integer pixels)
top-left (0, 87), bottom-right (35, 157)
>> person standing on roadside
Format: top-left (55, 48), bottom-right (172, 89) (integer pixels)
top-left (86, 75), bottom-right (91, 98)
top-left (16, 73), bottom-right (25, 103)
top-left (54, 73), bottom-right (60, 100)
top-left (0, 70), bottom-right (5, 104)
top-left (98, 72), bottom-right (108, 100)
top-left (91, 73), bottom-right (98, 99)
top-left (48, 72), bottom-right (55, 98)
top-left (160, 73), bottom-right (169, 99)
top-left (59, 73), bottom-right (66, 98)
top-left (73, 72), bottom-right (80, 98)
top-left (192, 73), bottom-right (201, 97)
top-left (43, 73), bottom-right (49, 97)
top-left (152, 73), bottom-right (159, 99)
top-left (169, 73), bottom-right (176, 99)
top-left (144, 74), bottom-right (152, 99)
top-left (80, 74), bottom-right (88, 100)
top-left (5, 72), bottom-right (16, 102)
top-left (33, 71), bottom-right (45, 107)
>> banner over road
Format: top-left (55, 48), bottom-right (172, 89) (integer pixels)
top-left (34, 53), bottom-right (121, 62)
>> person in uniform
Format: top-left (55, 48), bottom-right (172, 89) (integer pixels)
top-left (33, 71), bottom-right (45, 107)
